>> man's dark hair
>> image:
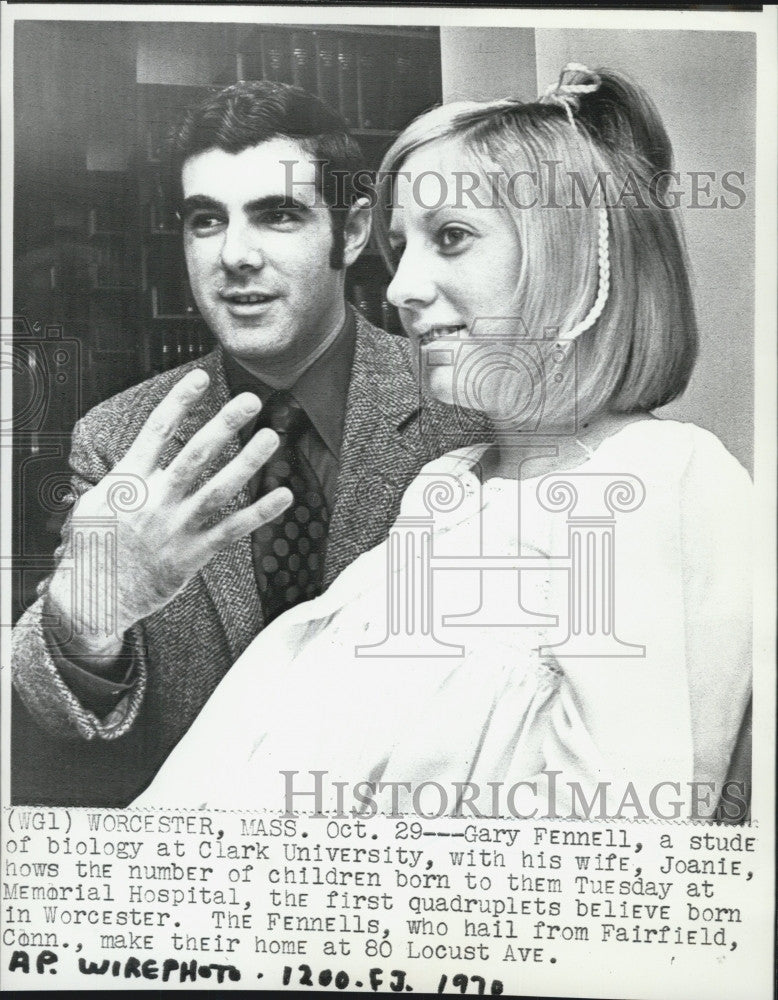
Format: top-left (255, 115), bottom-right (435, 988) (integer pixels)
top-left (169, 80), bottom-right (367, 269)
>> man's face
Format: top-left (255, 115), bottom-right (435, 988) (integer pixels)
top-left (181, 138), bottom-right (346, 383)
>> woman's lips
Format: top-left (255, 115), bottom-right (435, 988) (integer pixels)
top-left (417, 324), bottom-right (467, 347)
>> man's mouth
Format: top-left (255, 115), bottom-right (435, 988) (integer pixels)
top-left (221, 291), bottom-right (277, 306)
top-left (418, 324), bottom-right (467, 347)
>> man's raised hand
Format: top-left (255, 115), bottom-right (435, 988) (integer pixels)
top-left (46, 369), bottom-right (292, 667)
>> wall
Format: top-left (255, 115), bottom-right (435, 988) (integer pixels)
top-left (441, 27), bottom-right (537, 103)
top-left (135, 22), bottom-right (234, 85)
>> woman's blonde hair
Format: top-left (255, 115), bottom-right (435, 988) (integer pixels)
top-left (374, 67), bottom-right (698, 425)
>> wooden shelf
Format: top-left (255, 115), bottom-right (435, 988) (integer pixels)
top-left (254, 24), bottom-right (439, 42)
top-left (88, 229), bottom-right (133, 239)
top-left (151, 313), bottom-right (203, 322)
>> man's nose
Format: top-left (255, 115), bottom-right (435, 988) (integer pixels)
top-left (220, 219), bottom-right (265, 272)
top-left (386, 244), bottom-right (436, 310)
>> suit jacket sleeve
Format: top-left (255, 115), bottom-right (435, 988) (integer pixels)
top-left (11, 411), bottom-right (150, 741)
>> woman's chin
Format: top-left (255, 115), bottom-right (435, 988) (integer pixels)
top-left (421, 367), bottom-right (462, 408)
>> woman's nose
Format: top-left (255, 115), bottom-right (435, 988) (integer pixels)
top-left (220, 220), bottom-right (264, 272)
top-left (386, 244), bottom-right (436, 310)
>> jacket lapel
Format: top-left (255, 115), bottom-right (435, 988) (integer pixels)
top-left (324, 315), bottom-right (430, 587)
top-left (172, 350), bottom-right (263, 660)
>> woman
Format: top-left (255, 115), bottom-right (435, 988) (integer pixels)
top-left (135, 66), bottom-right (752, 820)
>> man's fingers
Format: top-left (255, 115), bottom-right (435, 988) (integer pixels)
top-left (191, 427), bottom-right (281, 520)
top-left (165, 392), bottom-right (263, 496)
top-left (207, 487), bottom-right (294, 549)
top-left (123, 368), bottom-right (211, 474)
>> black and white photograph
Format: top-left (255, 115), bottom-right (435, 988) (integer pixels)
top-left (1, 4), bottom-right (775, 996)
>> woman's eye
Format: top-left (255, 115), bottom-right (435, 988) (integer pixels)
top-left (438, 226), bottom-right (471, 251)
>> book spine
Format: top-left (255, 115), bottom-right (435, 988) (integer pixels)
top-left (386, 42), bottom-right (415, 131)
top-left (315, 32), bottom-right (338, 110)
top-left (356, 38), bottom-right (385, 130)
top-left (175, 323), bottom-right (185, 367)
top-left (161, 327), bottom-right (172, 370)
top-left (350, 281), bottom-right (380, 328)
top-left (149, 174), bottom-right (177, 233)
top-left (380, 291), bottom-right (403, 337)
top-left (261, 31), bottom-right (291, 84)
top-left (336, 35), bottom-right (358, 126)
top-left (240, 46), bottom-right (263, 81)
top-left (290, 31), bottom-right (316, 93)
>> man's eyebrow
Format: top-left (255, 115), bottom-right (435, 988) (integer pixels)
top-left (244, 195), bottom-right (311, 213)
top-left (180, 195), bottom-right (225, 215)
top-left (180, 194), bottom-right (312, 216)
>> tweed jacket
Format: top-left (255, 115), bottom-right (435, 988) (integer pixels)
top-left (12, 313), bottom-right (485, 804)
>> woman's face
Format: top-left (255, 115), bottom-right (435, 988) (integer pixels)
top-left (386, 138), bottom-right (525, 416)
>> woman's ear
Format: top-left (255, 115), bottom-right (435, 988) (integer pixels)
top-left (342, 197), bottom-right (373, 267)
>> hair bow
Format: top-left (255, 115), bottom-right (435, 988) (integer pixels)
top-left (540, 63), bottom-right (601, 126)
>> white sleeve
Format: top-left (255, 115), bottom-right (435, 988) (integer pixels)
top-left (554, 426), bottom-right (752, 819)
top-left (677, 431), bottom-right (752, 808)
top-left (552, 477), bottom-right (696, 811)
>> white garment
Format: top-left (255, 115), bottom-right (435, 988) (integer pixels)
top-left (135, 420), bottom-right (752, 818)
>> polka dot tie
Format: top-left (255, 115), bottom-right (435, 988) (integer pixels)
top-left (252, 391), bottom-right (329, 624)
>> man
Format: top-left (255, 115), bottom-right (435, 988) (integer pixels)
top-left (12, 82), bottom-right (480, 805)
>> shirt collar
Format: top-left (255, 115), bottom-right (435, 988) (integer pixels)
top-left (222, 306), bottom-right (356, 460)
